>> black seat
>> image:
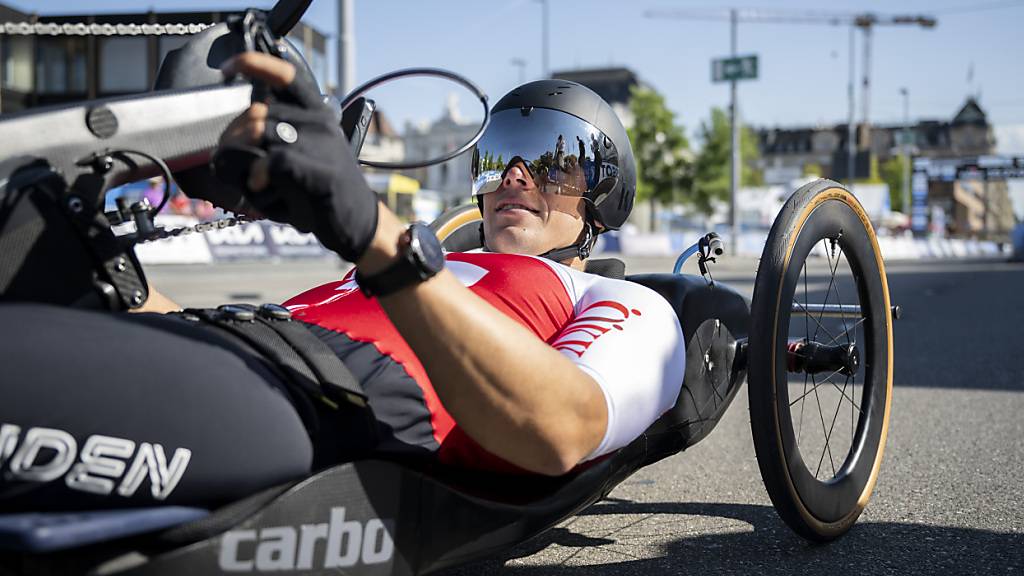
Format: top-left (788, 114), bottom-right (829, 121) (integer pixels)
top-left (0, 438), bottom-right (659, 576)
top-left (627, 273), bottom-right (750, 449)
top-left (627, 273), bottom-right (749, 345)
top-left (584, 257), bottom-right (625, 279)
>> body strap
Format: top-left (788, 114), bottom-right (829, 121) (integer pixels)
top-left (173, 304), bottom-right (369, 432)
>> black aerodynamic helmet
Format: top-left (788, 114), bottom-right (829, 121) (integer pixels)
top-left (471, 79), bottom-right (637, 233)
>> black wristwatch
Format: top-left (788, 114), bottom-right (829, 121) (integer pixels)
top-left (356, 222), bottom-right (445, 298)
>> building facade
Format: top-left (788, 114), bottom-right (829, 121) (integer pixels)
top-left (0, 3), bottom-right (328, 114)
top-left (402, 93), bottom-right (480, 206)
top-left (757, 97), bottom-right (997, 183)
top-left (757, 98), bottom-right (1014, 238)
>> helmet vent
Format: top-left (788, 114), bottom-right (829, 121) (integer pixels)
top-left (520, 106), bottom-right (533, 116)
top-left (547, 91), bottom-right (563, 96)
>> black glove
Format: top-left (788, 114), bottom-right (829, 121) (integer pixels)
top-left (214, 72), bottom-right (378, 263)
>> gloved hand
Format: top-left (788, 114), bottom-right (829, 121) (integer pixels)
top-left (213, 53), bottom-right (378, 263)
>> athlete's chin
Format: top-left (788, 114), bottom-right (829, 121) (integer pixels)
top-left (488, 227), bottom-right (546, 256)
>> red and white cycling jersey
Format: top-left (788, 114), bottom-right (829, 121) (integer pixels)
top-left (284, 252), bottom-right (685, 471)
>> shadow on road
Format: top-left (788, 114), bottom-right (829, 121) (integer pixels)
top-left (448, 499), bottom-right (1023, 575)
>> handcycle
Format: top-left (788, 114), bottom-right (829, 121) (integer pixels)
top-left (0, 1), bottom-right (897, 573)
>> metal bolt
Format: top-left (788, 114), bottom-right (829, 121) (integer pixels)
top-left (218, 304), bottom-right (255, 322)
top-left (275, 121), bottom-right (298, 144)
top-left (130, 290), bottom-right (144, 307)
top-left (114, 257), bottom-right (127, 272)
top-left (67, 196), bottom-right (84, 214)
top-left (258, 303), bottom-right (292, 321)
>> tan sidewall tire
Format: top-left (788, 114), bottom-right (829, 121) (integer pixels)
top-left (748, 179), bottom-right (893, 541)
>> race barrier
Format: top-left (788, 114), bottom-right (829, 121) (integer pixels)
top-left (136, 217), bottom-right (1010, 265)
top-left (135, 216), bottom-right (333, 265)
top-left (1012, 223), bottom-right (1024, 261)
top-left (596, 230), bottom-right (1009, 261)
top-left (132, 216), bottom-right (214, 265)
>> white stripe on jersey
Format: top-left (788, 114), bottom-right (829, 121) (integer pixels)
top-left (503, 255), bottom-right (687, 461)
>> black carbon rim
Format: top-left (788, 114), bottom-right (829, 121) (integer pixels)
top-left (749, 181), bottom-right (893, 540)
top-left (774, 197), bottom-right (889, 524)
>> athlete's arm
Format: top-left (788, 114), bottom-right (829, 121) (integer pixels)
top-left (224, 53), bottom-right (607, 475)
top-left (130, 281), bottom-right (182, 314)
top-left (550, 274), bottom-right (686, 460)
top-left (359, 210), bottom-right (608, 475)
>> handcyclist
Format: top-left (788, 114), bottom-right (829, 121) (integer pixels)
top-left (0, 52), bottom-right (684, 512)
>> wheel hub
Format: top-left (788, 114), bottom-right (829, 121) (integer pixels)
top-left (787, 340), bottom-right (860, 376)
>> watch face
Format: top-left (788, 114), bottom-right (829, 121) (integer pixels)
top-left (410, 223), bottom-right (445, 274)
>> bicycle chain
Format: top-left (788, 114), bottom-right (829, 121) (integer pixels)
top-left (0, 21), bottom-right (213, 36)
top-left (138, 214), bottom-right (260, 244)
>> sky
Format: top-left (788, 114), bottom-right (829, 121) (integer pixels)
top-left (17, 0), bottom-right (1024, 154)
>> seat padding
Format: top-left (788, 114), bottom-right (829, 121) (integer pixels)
top-left (584, 258), bottom-right (626, 279)
top-left (627, 274), bottom-right (749, 343)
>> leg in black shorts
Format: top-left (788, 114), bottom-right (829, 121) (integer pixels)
top-left (0, 303), bottom-right (314, 512)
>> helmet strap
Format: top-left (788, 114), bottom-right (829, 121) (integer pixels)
top-left (537, 222), bottom-right (594, 263)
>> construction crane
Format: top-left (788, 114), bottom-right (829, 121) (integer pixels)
top-left (645, 7), bottom-right (936, 178)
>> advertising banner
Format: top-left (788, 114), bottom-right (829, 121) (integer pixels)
top-left (204, 222), bottom-right (274, 260)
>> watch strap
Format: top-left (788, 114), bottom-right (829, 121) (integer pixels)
top-left (355, 253), bottom-right (416, 297)
top-left (355, 224), bottom-right (442, 298)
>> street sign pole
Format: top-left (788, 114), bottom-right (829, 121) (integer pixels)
top-left (729, 8), bottom-right (739, 256)
top-left (847, 26), bottom-right (856, 187)
top-left (711, 43), bottom-right (756, 256)
top-left (901, 87), bottom-right (911, 216)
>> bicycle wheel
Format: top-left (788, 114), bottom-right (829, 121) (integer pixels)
top-left (748, 179), bottom-right (894, 541)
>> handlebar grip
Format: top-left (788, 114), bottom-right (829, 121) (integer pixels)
top-left (708, 237), bottom-right (724, 256)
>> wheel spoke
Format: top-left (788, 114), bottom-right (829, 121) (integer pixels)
top-left (813, 239), bottom-right (839, 343)
top-left (828, 378), bottom-right (862, 415)
top-left (789, 367), bottom-right (845, 406)
top-left (798, 370), bottom-right (809, 443)
top-left (819, 376), bottom-right (850, 478)
top-left (790, 368), bottom-right (864, 414)
top-left (789, 365), bottom-right (862, 416)
top-left (829, 243), bottom-right (853, 347)
top-left (825, 317), bottom-right (866, 347)
top-left (792, 300), bottom-right (840, 344)
top-left (812, 373), bottom-right (835, 478)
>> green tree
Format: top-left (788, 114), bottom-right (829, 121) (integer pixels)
top-left (692, 107), bottom-right (763, 215)
top-left (880, 155), bottom-right (910, 213)
top-left (627, 85), bottom-right (692, 210)
top-left (803, 162), bottom-right (823, 177)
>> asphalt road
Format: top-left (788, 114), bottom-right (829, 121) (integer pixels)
top-left (148, 255), bottom-right (1024, 575)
